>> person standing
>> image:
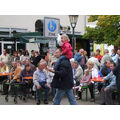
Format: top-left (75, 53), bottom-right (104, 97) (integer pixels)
top-left (113, 58), bottom-right (120, 104)
top-left (101, 49), bottom-right (111, 66)
top-left (95, 49), bottom-right (102, 63)
top-left (49, 48), bottom-right (77, 105)
top-left (111, 49), bottom-right (118, 64)
top-left (0, 49), bottom-right (10, 66)
top-left (74, 49), bottom-right (87, 71)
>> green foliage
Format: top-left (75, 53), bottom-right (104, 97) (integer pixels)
top-left (83, 15), bottom-right (120, 46)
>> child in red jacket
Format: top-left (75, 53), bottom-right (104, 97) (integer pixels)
top-left (57, 34), bottom-right (73, 59)
top-left (61, 34), bottom-right (73, 59)
top-left (53, 34), bottom-right (73, 71)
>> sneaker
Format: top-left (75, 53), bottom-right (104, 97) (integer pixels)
top-left (36, 100), bottom-right (41, 105)
top-left (75, 95), bottom-right (78, 98)
top-left (76, 97), bottom-right (81, 100)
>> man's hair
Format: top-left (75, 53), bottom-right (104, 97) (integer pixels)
top-left (96, 49), bottom-right (100, 53)
top-left (57, 48), bottom-right (62, 52)
top-left (105, 60), bottom-right (110, 64)
top-left (110, 61), bottom-right (116, 67)
top-left (74, 61), bottom-right (79, 65)
top-left (38, 59), bottom-right (47, 66)
top-left (104, 49), bottom-right (109, 53)
top-left (25, 64), bottom-right (30, 68)
top-left (91, 52), bottom-right (96, 57)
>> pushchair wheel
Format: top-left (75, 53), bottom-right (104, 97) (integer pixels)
top-left (5, 96), bottom-right (8, 102)
top-left (14, 97), bottom-right (18, 104)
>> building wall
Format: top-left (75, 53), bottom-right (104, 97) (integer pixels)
top-left (0, 15), bottom-right (88, 53)
top-left (0, 15), bottom-right (87, 34)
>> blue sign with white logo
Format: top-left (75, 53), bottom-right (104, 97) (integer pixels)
top-left (48, 20), bottom-right (56, 32)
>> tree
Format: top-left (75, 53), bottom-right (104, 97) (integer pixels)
top-left (83, 15), bottom-right (120, 46)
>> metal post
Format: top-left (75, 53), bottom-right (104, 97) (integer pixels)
top-left (72, 27), bottom-right (75, 56)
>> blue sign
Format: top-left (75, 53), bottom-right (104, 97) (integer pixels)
top-left (48, 20), bottom-right (56, 32)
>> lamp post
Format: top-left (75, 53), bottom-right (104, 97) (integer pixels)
top-left (69, 15), bottom-right (78, 56)
top-left (12, 30), bottom-right (17, 51)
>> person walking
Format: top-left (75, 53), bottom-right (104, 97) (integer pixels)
top-left (48, 48), bottom-right (77, 105)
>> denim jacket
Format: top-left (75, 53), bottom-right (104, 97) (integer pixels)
top-left (104, 71), bottom-right (116, 88)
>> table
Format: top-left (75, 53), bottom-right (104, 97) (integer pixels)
top-left (23, 77), bottom-right (33, 80)
top-left (91, 77), bottom-right (104, 102)
top-left (0, 73), bottom-right (10, 77)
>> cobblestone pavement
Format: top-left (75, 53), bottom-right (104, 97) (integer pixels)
top-left (0, 91), bottom-right (101, 105)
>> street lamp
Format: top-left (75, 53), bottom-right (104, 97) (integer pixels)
top-left (69, 15), bottom-right (79, 56)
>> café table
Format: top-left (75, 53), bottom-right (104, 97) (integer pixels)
top-left (91, 77), bottom-right (104, 102)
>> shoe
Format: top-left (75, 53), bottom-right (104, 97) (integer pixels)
top-left (36, 100), bottom-right (41, 105)
top-left (44, 100), bottom-right (48, 104)
top-left (23, 97), bottom-right (27, 102)
top-left (75, 95), bottom-right (78, 98)
top-left (76, 97), bottom-right (81, 100)
top-left (100, 103), bottom-right (106, 105)
top-left (90, 99), bottom-right (94, 102)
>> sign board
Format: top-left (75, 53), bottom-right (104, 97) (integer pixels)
top-left (49, 40), bottom-right (56, 48)
top-left (49, 40), bottom-right (56, 54)
top-left (44, 17), bottom-right (60, 37)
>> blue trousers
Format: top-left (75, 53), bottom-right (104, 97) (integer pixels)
top-left (36, 82), bottom-right (50, 101)
top-left (53, 88), bottom-right (77, 105)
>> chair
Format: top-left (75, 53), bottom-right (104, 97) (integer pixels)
top-left (81, 86), bottom-right (88, 101)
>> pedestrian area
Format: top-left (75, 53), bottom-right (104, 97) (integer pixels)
top-left (0, 91), bottom-right (102, 105)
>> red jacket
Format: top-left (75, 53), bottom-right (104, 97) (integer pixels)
top-left (95, 54), bottom-right (102, 63)
top-left (61, 41), bottom-right (73, 59)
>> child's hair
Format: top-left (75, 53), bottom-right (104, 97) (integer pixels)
top-left (84, 69), bottom-right (89, 76)
top-left (61, 34), bottom-right (70, 42)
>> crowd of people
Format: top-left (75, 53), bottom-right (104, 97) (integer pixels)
top-left (0, 34), bottom-right (120, 105)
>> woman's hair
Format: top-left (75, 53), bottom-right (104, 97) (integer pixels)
top-left (84, 69), bottom-right (89, 76)
top-left (86, 61), bottom-right (94, 67)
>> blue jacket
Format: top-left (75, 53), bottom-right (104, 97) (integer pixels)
top-left (104, 71), bottom-right (116, 88)
top-left (74, 53), bottom-right (82, 65)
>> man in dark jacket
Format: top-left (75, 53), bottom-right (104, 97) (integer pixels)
top-left (49, 48), bottom-right (77, 105)
top-left (113, 58), bottom-right (120, 104)
top-left (98, 60), bottom-right (111, 92)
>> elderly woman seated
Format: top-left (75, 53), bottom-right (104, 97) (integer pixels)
top-left (0, 61), bottom-right (9, 73)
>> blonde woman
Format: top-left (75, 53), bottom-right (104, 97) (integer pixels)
top-left (86, 61), bottom-right (98, 102)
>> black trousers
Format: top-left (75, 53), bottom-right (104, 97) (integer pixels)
top-left (2, 79), bottom-right (9, 94)
top-left (21, 80), bottom-right (33, 97)
top-left (88, 83), bottom-right (94, 99)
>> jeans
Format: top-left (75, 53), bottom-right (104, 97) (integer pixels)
top-left (100, 85), bottom-right (117, 105)
top-left (53, 88), bottom-right (77, 105)
top-left (36, 82), bottom-right (50, 101)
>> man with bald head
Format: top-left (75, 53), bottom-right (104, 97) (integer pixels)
top-left (33, 60), bottom-right (50, 105)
